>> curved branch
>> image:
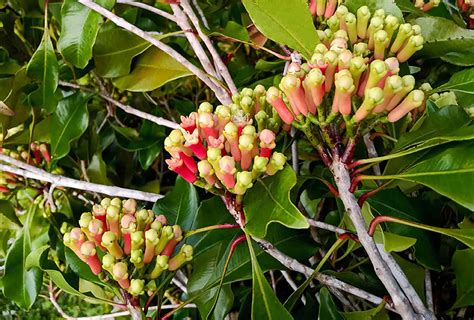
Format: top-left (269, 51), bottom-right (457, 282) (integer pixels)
top-left (116, 0), bottom-right (176, 22)
top-left (58, 81), bottom-right (179, 130)
top-left (78, 0), bottom-right (232, 105)
top-left (0, 155), bottom-right (162, 202)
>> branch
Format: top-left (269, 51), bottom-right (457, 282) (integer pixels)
top-left (306, 218), bottom-right (347, 234)
top-left (376, 244), bottom-right (433, 317)
top-left (77, 0), bottom-right (232, 105)
top-left (425, 269), bottom-right (434, 313)
top-left (331, 158), bottom-right (420, 319)
top-left (170, 4), bottom-right (220, 80)
top-left (116, 0), bottom-right (176, 22)
top-left (0, 155), bottom-right (162, 202)
top-left (363, 134), bottom-right (381, 180)
top-left (180, 0), bottom-right (238, 95)
top-left (59, 81), bottom-right (179, 130)
top-left (221, 196), bottom-right (397, 313)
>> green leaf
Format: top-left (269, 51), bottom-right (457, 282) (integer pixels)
top-left (93, 23), bottom-right (151, 77)
top-left (246, 233), bottom-right (293, 320)
top-left (0, 68), bottom-right (31, 131)
top-left (0, 199), bottom-right (20, 225)
top-left (2, 205), bottom-right (42, 309)
top-left (26, 29), bottom-right (59, 113)
top-left (244, 165), bottom-right (309, 238)
top-left (51, 92), bottom-right (92, 160)
top-left (345, 0), bottom-right (404, 21)
top-left (380, 141), bottom-right (474, 211)
top-left (26, 246), bottom-right (111, 305)
top-left (452, 249), bottom-right (474, 308)
top-left (412, 17), bottom-right (474, 65)
top-left (206, 21), bottom-right (250, 42)
top-left (433, 68), bottom-right (474, 95)
top-left (318, 287), bottom-right (343, 320)
top-left (86, 153), bottom-right (112, 185)
top-left (342, 302), bottom-right (388, 320)
top-left (113, 47), bottom-right (192, 92)
top-left (58, 0), bottom-right (114, 68)
top-left (241, 0), bottom-right (318, 60)
top-left (153, 177), bottom-right (199, 231)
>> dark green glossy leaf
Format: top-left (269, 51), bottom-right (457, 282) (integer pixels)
top-left (93, 23), bottom-right (151, 77)
top-left (452, 248), bottom-right (474, 308)
top-left (367, 189), bottom-right (440, 270)
top-left (246, 234), bottom-right (293, 320)
top-left (345, 0), bottom-right (404, 20)
top-left (58, 0), bottom-right (114, 68)
top-left (242, 0), bottom-right (318, 60)
top-left (113, 47), bottom-right (191, 92)
top-left (433, 68), bottom-right (474, 95)
top-left (153, 177), bottom-right (199, 231)
top-left (2, 204), bottom-right (42, 309)
top-left (412, 17), bottom-right (474, 65)
top-left (51, 92), bottom-right (92, 160)
top-left (26, 29), bottom-right (59, 113)
top-left (381, 141), bottom-right (474, 211)
top-left (244, 165), bottom-right (309, 238)
top-left (318, 287), bottom-right (343, 320)
top-left (342, 302), bottom-right (388, 320)
top-left (0, 68), bottom-right (31, 131)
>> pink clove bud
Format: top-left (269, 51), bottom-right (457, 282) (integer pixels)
top-left (387, 90), bottom-right (425, 122)
top-left (180, 112), bottom-right (197, 133)
top-left (183, 129), bottom-right (207, 160)
top-left (112, 262), bottom-right (130, 289)
top-left (166, 157), bottom-right (197, 184)
top-left (266, 87), bottom-right (294, 125)
top-left (279, 74), bottom-right (308, 116)
top-left (219, 156), bottom-right (237, 189)
top-left (80, 241), bottom-right (102, 275)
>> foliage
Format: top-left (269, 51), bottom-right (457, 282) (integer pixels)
top-left (0, 0), bottom-right (474, 319)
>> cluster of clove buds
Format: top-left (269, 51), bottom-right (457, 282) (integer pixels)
top-left (265, 6), bottom-right (426, 163)
top-left (0, 143), bottom-right (54, 194)
top-left (413, 0), bottom-right (473, 28)
top-left (165, 89), bottom-right (287, 195)
top-left (63, 198), bottom-right (193, 297)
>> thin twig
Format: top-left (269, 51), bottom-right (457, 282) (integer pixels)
top-left (221, 196), bottom-right (397, 313)
top-left (191, 0), bottom-right (209, 28)
top-left (363, 134), bottom-right (382, 179)
top-left (59, 81), bottom-right (179, 130)
top-left (170, 4), bottom-right (220, 80)
top-left (281, 271), bottom-right (306, 304)
top-left (425, 269), bottom-right (434, 313)
top-left (180, 0), bottom-right (238, 95)
top-left (306, 218), bottom-right (347, 234)
top-left (331, 158), bottom-right (419, 319)
top-left (0, 156), bottom-right (162, 202)
top-left (290, 127), bottom-right (299, 173)
top-left (116, 0), bottom-right (176, 22)
top-left (77, 0), bottom-right (232, 105)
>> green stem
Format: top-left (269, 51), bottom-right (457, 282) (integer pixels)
top-left (184, 223), bottom-right (240, 239)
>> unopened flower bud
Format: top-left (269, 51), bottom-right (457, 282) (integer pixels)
top-left (81, 241), bottom-right (102, 275)
top-left (397, 35), bottom-right (424, 62)
top-left (130, 249), bottom-right (145, 269)
top-left (367, 17), bottom-right (384, 50)
top-left (390, 23), bottom-right (413, 53)
top-left (327, 15), bottom-right (339, 32)
top-left (219, 156), bottom-right (236, 189)
top-left (129, 279), bottom-right (145, 296)
top-left (349, 56), bottom-right (367, 88)
top-left (374, 30), bottom-right (389, 60)
top-left (266, 152), bottom-right (286, 176)
top-left (131, 231), bottom-right (144, 251)
top-left (155, 226), bottom-right (174, 255)
top-left (198, 102), bottom-right (213, 114)
top-left (353, 42), bottom-right (369, 57)
top-left (345, 12), bottom-right (358, 44)
top-left (233, 171), bottom-right (254, 195)
top-left (252, 156), bottom-right (269, 179)
top-left (387, 90), bottom-right (425, 122)
top-left (101, 231), bottom-right (123, 258)
top-left (333, 70), bottom-right (355, 115)
top-left (168, 244), bottom-right (193, 271)
top-left (123, 198), bottom-right (137, 215)
top-left (357, 6), bottom-right (371, 39)
top-left (112, 262), bottom-right (129, 289)
top-left (354, 87), bottom-right (384, 122)
top-left (110, 198), bottom-right (122, 207)
top-left (149, 255), bottom-right (169, 279)
top-left (106, 205), bottom-right (121, 237)
top-left (384, 15), bottom-right (400, 42)
top-left (102, 253), bottom-right (116, 273)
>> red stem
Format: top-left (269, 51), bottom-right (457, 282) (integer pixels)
top-left (357, 182), bottom-right (389, 207)
top-left (338, 232), bottom-right (360, 243)
top-left (368, 215), bottom-right (398, 236)
top-left (349, 175), bottom-right (363, 193)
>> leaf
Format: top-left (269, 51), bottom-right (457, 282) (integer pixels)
top-left (342, 302), bottom-right (389, 320)
top-left (26, 246), bottom-right (111, 305)
top-left (318, 287), bottom-right (343, 320)
top-left (113, 47), bottom-right (192, 92)
top-left (2, 204), bottom-right (43, 309)
top-left (86, 153), bottom-right (112, 185)
top-left (433, 68), bottom-right (474, 95)
top-left (246, 233), bottom-right (293, 320)
top-left (0, 68), bottom-right (31, 131)
top-left (381, 141), bottom-right (474, 211)
top-left (207, 21), bottom-right (250, 42)
top-left (0, 199), bottom-right (20, 225)
top-left (345, 0), bottom-right (404, 21)
top-left (241, 0), bottom-right (319, 60)
top-left (93, 23), bottom-right (151, 77)
top-left (244, 165), bottom-right (309, 238)
top-left (153, 177), bottom-right (199, 231)
top-left (412, 17), bottom-right (474, 65)
top-left (51, 92), bottom-right (92, 160)
top-left (26, 29), bottom-right (59, 113)
top-left (58, 0), bottom-right (114, 68)
top-left (452, 249), bottom-right (474, 308)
